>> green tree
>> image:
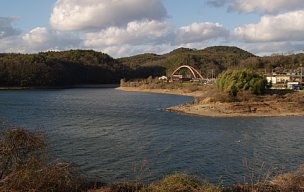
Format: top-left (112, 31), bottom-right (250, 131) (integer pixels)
top-left (216, 69), bottom-right (268, 96)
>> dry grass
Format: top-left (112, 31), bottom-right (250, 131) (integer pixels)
top-left (89, 183), bottom-right (138, 192)
top-left (0, 128), bottom-right (46, 180)
top-left (224, 184), bottom-right (280, 192)
top-left (0, 160), bottom-right (83, 192)
top-left (271, 165), bottom-right (304, 192)
top-left (121, 78), bottom-right (208, 93)
top-left (142, 173), bottom-right (222, 192)
top-left (223, 165), bottom-right (304, 192)
top-left (0, 128), bottom-right (86, 192)
top-left (90, 173), bottom-right (222, 192)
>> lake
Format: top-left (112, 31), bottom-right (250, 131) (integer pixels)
top-left (0, 88), bottom-right (303, 184)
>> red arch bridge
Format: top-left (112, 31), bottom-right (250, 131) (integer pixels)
top-left (170, 65), bottom-right (207, 82)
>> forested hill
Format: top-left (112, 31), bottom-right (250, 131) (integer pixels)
top-left (0, 50), bottom-right (129, 87)
top-left (119, 46), bottom-right (256, 78)
top-left (1, 46), bottom-right (304, 87)
top-left (119, 46), bottom-right (304, 78)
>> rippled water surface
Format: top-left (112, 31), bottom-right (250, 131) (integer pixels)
top-left (0, 88), bottom-right (304, 184)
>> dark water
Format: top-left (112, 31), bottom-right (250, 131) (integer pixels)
top-left (0, 88), bottom-right (304, 184)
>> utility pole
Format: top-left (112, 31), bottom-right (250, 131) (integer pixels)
top-left (211, 69), bottom-right (214, 79)
top-left (301, 63), bottom-right (303, 84)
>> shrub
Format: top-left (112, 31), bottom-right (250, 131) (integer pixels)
top-left (271, 165), bottom-right (304, 192)
top-left (0, 128), bottom-right (46, 180)
top-left (216, 69), bottom-right (268, 96)
top-left (0, 128), bottom-right (85, 192)
top-left (142, 173), bottom-right (222, 192)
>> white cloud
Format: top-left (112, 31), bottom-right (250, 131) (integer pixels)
top-left (22, 27), bottom-right (81, 52)
top-left (84, 20), bottom-right (172, 48)
top-left (83, 21), bottom-right (230, 57)
top-left (174, 22), bottom-right (229, 45)
top-left (208, 0), bottom-right (304, 13)
top-left (100, 44), bottom-right (178, 58)
top-left (50, 0), bottom-right (167, 31)
top-left (0, 37), bottom-right (23, 53)
top-left (0, 27), bottom-right (81, 53)
top-left (230, 0), bottom-right (304, 13)
top-left (208, 0), bottom-right (304, 55)
top-left (0, 17), bottom-right (20, 39)
top-left (233, 10), bottom-right (304, 42)
top-left (23, 27), bottom-right (50, 45)
top-left (239, 41), bottom-right (304, 55)
top-left (100, 45), bottom-right (143, 58)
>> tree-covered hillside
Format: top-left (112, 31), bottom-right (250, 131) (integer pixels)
top-left (119, 46), bottom-right (256, 78)
top-left (0, 50), bottom-right (129, 87)
top-left (0, 46), bottom-right (303, 87)
top-left (119, 46), bottom-right (304, 78)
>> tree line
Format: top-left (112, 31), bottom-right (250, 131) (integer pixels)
top-left (120, 46), bottom-right (304, 78)
top-left (0, 50), bottom-right (126, 87)
top-left (1, 47), bottom-right (304, 87)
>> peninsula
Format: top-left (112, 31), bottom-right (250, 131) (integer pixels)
top-left (118, 81), bottom-right (304, 118)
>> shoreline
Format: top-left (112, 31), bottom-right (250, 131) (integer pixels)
top-left (117, 86), bottom-right (304, 118)
top-left (116, 86), bottom-right (201, 97)
top-left (166, 103), bottom-right (304, 118)
top-left (0, 84), bottom-right (120, 90)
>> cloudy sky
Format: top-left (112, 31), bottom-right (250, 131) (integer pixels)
top-left (0, 0), bottom-right (304, 57)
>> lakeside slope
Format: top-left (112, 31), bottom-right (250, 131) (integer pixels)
top-left (117, 87), bottom-right (304, 117)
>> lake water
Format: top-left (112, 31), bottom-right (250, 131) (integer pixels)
top-left (0, 88), bottom-right (304, 184)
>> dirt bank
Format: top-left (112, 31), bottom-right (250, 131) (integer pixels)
top-left (117, 87), bottom-right (304, 117)
top-left (167, 100), bottom-right (304, 117)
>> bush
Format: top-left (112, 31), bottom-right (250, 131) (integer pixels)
top-left (271, 165), bottom-right (304, 192)
top-left (0, 128), bottom-right (85, 192)
top-left (142, 173), bottom-right (222, 192)
top-left (0, 128), bottom-right (46, 179)
top-left (216, 69), bottom-right (268, 96)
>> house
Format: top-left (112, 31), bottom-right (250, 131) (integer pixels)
top-left (158, 76), bottom-right (168, 81)
top-left (266, 74), bottom-right (291, 84)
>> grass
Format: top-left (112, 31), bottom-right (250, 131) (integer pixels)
top-left (142, 173), bottom-right (222, 192)
top-left (93, 167), bottom-right (304, 192)
top-left (270, 165), bottom-right (304, 191)
top-left (121, 78), bottom-right (207, 93)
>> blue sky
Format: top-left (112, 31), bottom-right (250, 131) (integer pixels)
top-left (0, 0), bottom-right (304, 57)
top-left (0, 0), bottom-right (55, 31)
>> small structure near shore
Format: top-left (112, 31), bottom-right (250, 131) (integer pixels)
top-left (266, 74), bottom-right (291, 84)
top-left (266, 72), bottom-right (303, 90)
top-left (158, 76), bottom-right (168, 81)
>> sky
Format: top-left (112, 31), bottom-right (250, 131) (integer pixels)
top-left (0, 0), bottom-right (304, 58)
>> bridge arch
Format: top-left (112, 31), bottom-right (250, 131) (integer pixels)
top-left (171, 65), bottom-right (204, 80)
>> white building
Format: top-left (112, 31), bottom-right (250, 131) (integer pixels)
top-left (266, 75), bottom-right (291, 84)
